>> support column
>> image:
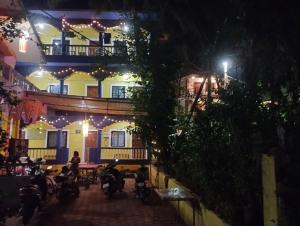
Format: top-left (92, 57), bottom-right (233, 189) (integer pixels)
top-left (61, 30), bottom-right (66, 55)
top-left (56, 129), bottom-right (63, 163)
top-left (59, 79), bottom-right (64, 95)
top-left (262, 154), bottom-right (278, 226)
top-left (98, 80), bottom-right (102, 98)
top-left (96, 130), bottom-right (102, 163)
top-left (99, 32), bottom-right (104, 47)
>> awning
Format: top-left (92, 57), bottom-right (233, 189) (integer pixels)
top-left (24, 91), bottom-right (144, 116)
top-left (11, 98), bottom-right (47, 124)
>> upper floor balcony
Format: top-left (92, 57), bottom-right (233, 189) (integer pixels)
top-left (0, 61), bottom-right (39, 92)
top-left (42, 43), bottom-right (128, 63)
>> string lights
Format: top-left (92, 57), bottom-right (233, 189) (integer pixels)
top-left (62, 18), bottom-right (125, 30)
top-left (39, 115), bottom-right (133, 127)
top-left (38, 66), bottom-right (120, 77)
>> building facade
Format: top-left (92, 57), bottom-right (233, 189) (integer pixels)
top-left (15, 9), bottom-right (146, 164)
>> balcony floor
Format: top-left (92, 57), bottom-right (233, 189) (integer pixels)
top-left (25, 91), bottom-right (144, 116)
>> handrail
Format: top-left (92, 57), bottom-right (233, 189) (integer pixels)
top-left (101, 147), bottom-right (147, 160)
top-left (42, 44), bottom-right (127, 57)
top-left (101, 147), bottom-right (146, 150)
top-left (28, 148), bottom-right (56, 160)
top-left (0, 61), bottom-right (39, 91)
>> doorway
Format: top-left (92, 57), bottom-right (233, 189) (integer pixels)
top-left (87, 85), bottom-right (98, 98)
top-left (84, 131), bottom-right (97, 163)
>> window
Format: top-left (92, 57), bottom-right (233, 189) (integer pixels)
top-left (47, 131), bottom-right (67, 148)
top-left (52, 39), bottom-right (61, 55)
top-left (111, 86), bottom-right (126, 98)
top-left (52, 39), bottom-right (70, 55)
top-left (194, 82), bottom-right (201, 95)
top-left (103, 33), bottom-right (112, 45)
top-left (111, 131), bottom-right (125, 147)
top-left (49, 85), bottom-right (68, 95)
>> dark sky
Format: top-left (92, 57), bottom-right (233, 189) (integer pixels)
top-left (23, 0), bottom-right (145, 10)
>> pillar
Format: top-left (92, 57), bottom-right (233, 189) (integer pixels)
top-left (96, 129), bottom-right (102, 163)
top-left (99, 32), bottom-right (104, 46)
top-left (59, 79), bottom-right (64, 95)
top-left (262, 154), bottom-right (278, 226)
top-left (98, 80), bottom-right (102, 98)
top-left (61, 30), bottom-right (66, 55)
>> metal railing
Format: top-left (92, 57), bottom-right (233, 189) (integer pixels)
top-left (101, 147), bottom-right (147, 160)
top-left (0, 61), bottom-right (39, 91)
top-left (27, 148), bottom-right (57, 160)
top-left (42, 44), bottom-right (128, 57)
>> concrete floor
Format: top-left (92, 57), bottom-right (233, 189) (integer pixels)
top-left (5, 178), bottom-right (186, 226)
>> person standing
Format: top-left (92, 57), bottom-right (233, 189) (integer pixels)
top-left (70, 151), bottom-right (80, 196)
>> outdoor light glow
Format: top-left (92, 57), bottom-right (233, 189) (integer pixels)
top-left (19, 30), bottom-right (29, 53)
top-left (37, 23), bottom-right (45, 29)
top-left (123, 25), bottom-right (129, 32)
top-left (123, 73), bottom-right (130, 80)
top-left (223, 61), bottom-right (228, 73)
top-left (82, 120), bottom-right (89, 137)
top-left (78, 121), bottom-right (83, 125)
top-left (37, 70), bottom-right (43, 77)
top-left (191, 76), bottom-right (195, 79)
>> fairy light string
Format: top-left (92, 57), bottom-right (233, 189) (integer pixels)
top-left (37, 66), bottom-right (122, 80)
top-left (62, 18), bottom-right (125, 30)
top-left (39, 115), bottom-right (134, 128)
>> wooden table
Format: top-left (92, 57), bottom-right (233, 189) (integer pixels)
top-left (79, 164), bottom-right (100, 184)
top-left (154, 188), bottom-right (196, 226)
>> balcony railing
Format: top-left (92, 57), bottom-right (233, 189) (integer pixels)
top-left (0, 61), bottom-right (39, 91)
top-left (101, 147), bottom-right (147, 160)
top-left (27, 148), bottom-right (57, 160)
top-left (42, 44), bottom-right (128, 57)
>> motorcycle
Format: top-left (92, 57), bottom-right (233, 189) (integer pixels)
top-left (134, 165), bottom-right (151, 202)
top-left (26, 158), bottom-right (49, 200)
top-left (100, 164), bottom-right (125, 198)
top-left (0, 190), bottom-right (21, 226)
top-left (19, 183), bottom-right (41, 225)
top-left (54, 165), bottom-right (79, 202)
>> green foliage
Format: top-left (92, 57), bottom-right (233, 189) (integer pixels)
top-left (0, 16), bottom-right (23, 42)
top-left (0, 82), bottom-right (20, 106)
top-left (172, 81), bottom-right (265, 224)
top-left (124, 12), bottom-right (183, 169)
top-left (0, 81), bottom-right (19, 155)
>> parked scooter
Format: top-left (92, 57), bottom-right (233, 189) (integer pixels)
top-left (18, 158), bottom-right (48, 225)
top-left (134, 165), bottom-right (151, 202)
top-left (54, 165), bottom-right (79, 201)
top-left (26, 158), bottom-right (48, 200)
top-left (0, 190), bottom-right (22, 226)
top-left (19, 183), bottom-right (42, 225)
top-left (100, 164), bottom-right (125, 198)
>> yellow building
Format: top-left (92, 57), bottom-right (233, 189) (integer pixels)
top-left (15, 10), bottom-right (146, 164)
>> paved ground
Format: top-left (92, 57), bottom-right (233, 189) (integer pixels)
top-left (6, 179), bottom-right (186, 226)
